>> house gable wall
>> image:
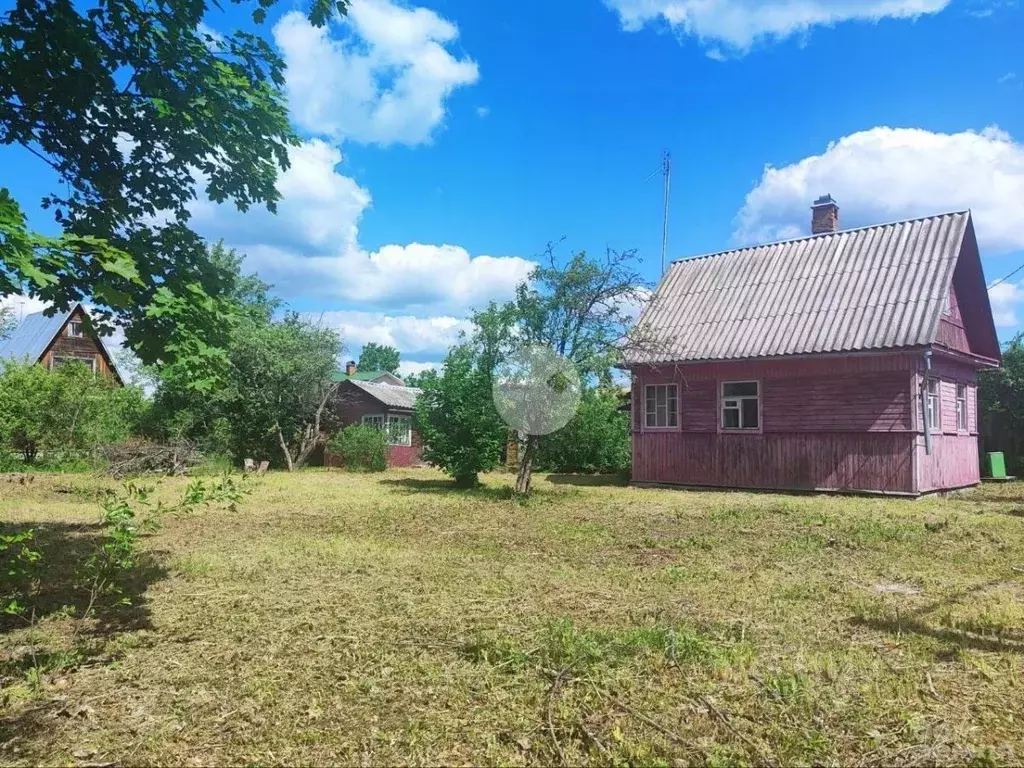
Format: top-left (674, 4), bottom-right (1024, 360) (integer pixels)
top-left (40, 307), bottom-right (120, 383)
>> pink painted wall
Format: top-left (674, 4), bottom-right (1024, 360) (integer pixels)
top-left (912, 355), bottom-right (980, 492)
top-left (631, 352), bottom-right (983, 494)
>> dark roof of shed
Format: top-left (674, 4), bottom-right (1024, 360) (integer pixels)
top-left (626, 211), bottom-right (975, 365)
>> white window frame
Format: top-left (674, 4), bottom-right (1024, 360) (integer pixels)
top-left (361, 413), bottom-right (412, 446)
top-left (644, 384), bottom-right (679, 429)
top-left (721, 380), bottom-right (761, 432)
top-left (926, 378), bottom-right (941, 433)
top-left (67, 320), bottom-right (85, 338)
top-left (50, 355), bottom-right (96, 373)
top-left (956, 383), bottom-right (968, 433)
top-left (386, 414), bottom-right (412, 447)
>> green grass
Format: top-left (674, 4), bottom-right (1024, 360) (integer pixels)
top-left (1, 468), bottom-right (1023, 766)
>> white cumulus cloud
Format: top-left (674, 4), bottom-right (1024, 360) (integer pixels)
top-left (311, 310), bottom-right (472, 358)
top-left (603, 0), bottom-right (950, 54)
top-left (988, 281), bottom-right (1024, 328)
top-left (733, 125), bottom-right (1024, 253)
top-left (274, 0), bottom-right (479, 146)
top-left (191, 140), bottom-right (534, 315)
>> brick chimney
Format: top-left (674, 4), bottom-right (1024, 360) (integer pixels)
top-left (345, 360), bottom-right (357, 376)
top-left (811, 194), bottom-right (840, 235)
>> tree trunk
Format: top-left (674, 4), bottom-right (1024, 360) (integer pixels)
top-left (515, 434), bottom-right (539, 494)
top-left (274, 421), bottom-right (295, 472)
top-left (291, 383), bottom-right (337, 471)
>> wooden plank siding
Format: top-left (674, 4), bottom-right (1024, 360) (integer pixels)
top-left (631, 352), bottom-right (983, 495)
top-left (634, 431), bottom-right (915, 494)
top-left (39, 307), bottom-right (120, 382)
top-left (632, 356), bottom-right (919, 494)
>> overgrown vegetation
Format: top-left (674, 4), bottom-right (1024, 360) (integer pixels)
top-left (326, 425), bottom-right (388, 472)
top-left (0, 360), bottom-right (147, 465)
top-left (536, 387), bottom-right (631, 474)
top-left (981, 333), bottom-right (1024, 473)
top-left (2, 469), bottom-right (1021, 765)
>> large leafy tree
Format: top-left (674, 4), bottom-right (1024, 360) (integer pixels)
top-left (505, 247), bottom-right (648, 493)
top-left (358, 343), bottom-right (401, 375)
top-left (0, 0), bottom-right (346, 381)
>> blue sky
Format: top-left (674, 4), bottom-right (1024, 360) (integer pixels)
top-left (2, 0), bottom-right (1023, 376)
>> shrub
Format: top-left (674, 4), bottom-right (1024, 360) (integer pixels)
top-left (327, 425), bottom-right (388, 472)
top-left (415, 344), bottom-right (505, 488)
top-left (536, 387), bottom-right (631, 474)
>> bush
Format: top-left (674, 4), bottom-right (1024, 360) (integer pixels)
top-left (327, 425), bottom-right (389, 472)
top-left (0, 361), bottom-right (148, 463)
top-left (536, 387), bottom-right (631, 474)
top-left (415, 344), bottom-right (505, 488)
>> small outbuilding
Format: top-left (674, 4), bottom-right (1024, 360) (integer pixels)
top-left (0, 302), bottom-right (123, 384)
top-left (624, 198), bottom-right (1001, 496)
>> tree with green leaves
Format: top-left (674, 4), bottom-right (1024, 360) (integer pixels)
top-left (535, 386), bottom-right (631, 475)
top-left (358, 343), bottom-right (401, 375)
top-left (0, 360), bottom-right (147, 463)
top-left (980, 334), bottom-right (1024, 473)
top-left (416, 344), bottom-right (506, 488)
top-left (0, 0), bottom-right (347, 384)
top-left (503, 247), bottom-right (648, 493)
top-left (0, 305), bottom-right (13, 341)
top-left (225, 314), bottom-right (343, 471)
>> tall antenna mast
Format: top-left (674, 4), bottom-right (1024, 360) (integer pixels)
top-left (660, 150), bottom-right (672, 274)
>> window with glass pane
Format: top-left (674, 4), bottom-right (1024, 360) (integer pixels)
top-left (387, 415), bottom-right (412, 446)
top-left (926, 379), bottom-right (940, 431)
top-left (721, 381), bottom-right (759, 430)
top-left (644, 385), bottom-right (678, 428)
top-left (956, 384), bottom-right (968, 432)
top-left (362, 414), bottom-right (386, 430)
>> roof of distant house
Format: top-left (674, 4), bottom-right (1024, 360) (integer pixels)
top-left (626, 210), bottom-right (997, 366)
top-left (344, 379), bottom-right (422, 410)
top-left (0, 303), bottom-right (123, 380)
top-left (331, 369), bottom-right (404, 384)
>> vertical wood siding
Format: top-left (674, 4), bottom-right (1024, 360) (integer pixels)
top-left (634, 432), bottom-right (915, 493)
top-left (916, 434), bottom-right (980, 492)
top-left (631, 356), bottom-right (918, 493)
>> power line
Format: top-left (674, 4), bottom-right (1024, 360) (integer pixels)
top-left (988, 261), bottom-right (1024, 291)
top-left (660, 151), bottom-right (672, 275)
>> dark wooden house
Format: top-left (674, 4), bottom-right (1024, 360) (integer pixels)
top-left (0, 303), bottom-right (123, 383)
top-left (625, 199), bottom-right (1000, 496)
top-left (325, 363), bottom-right (423, 467)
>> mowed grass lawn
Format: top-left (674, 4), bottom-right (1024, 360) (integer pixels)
top-left (2, 469), bottom-right (1023, 766)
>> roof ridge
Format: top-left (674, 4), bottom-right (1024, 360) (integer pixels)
top-left (671, 210), bottom-right (971, 266)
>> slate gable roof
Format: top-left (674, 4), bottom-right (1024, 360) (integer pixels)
top-left (345, 379), bottom-right (422, 410)
top-left (626, 211), bottom-right (990, 365)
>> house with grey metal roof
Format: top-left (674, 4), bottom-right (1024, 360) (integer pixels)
top-left (0, 303), bottom-right (123, 384)
top-left (325, 361), bottom-right (424, 468)
top-left (626, 196), bottom-right (1000, 496)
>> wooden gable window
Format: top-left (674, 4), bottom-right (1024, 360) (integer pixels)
top-left (722, 381), bottom-right (759, 430)
top-left (68, 320), bottom-right (85, 338)
top-left (926, 379), bottom-right (941, 432)
top-left (644, 384), bottom-right (678, 428)
top-left (51, 355), bottom-right (96, 373)
top-left (956, 384), bottom-right (968, 432)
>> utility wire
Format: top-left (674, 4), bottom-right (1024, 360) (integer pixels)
top-left (988, 261), bottom-right (1024, 291)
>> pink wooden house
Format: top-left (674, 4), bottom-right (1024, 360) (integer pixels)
top-left (625, 197), bottom-right (1001, 496)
